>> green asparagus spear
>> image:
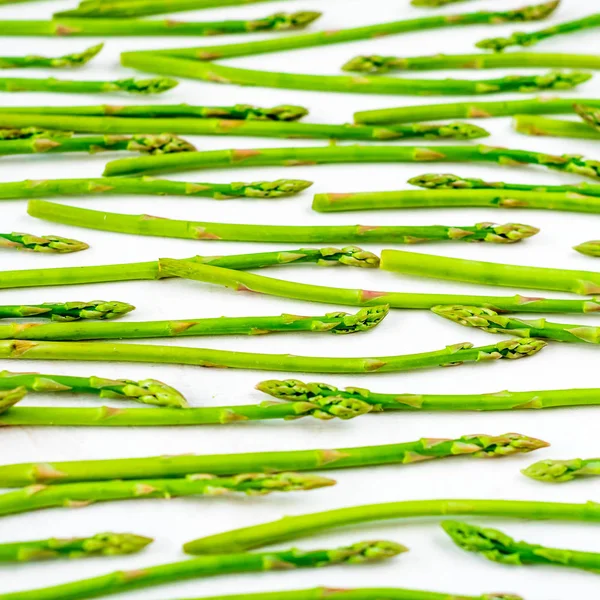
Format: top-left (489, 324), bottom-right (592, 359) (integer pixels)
top-left (0, 127), bottom-right (73, 140)
top-left (0, 44), bottom-right (102, 68)
top-left (0, 433), bottom-right (548, 486)
top-left (476, 13), bottom-right (600, 52)
top-left (0, 301), bottom-right (134, 321)
top-left (0, 533), bottom-right (152, 562)
top-left (443, 520), bottom-right (600, 572)
top-left (27, 200), bottom-right (539, 245)
top-left (523, 458), bottom-right (600, 483)
top-left (0, 388), bottom-right (26, 414)
top-left (514, 114), bottom-right (600, 140)
top-left (101, 144), bottom-right (600, 180)
top-left (0, 540), bottom-right (403, 600)
top-left (574, 241), bottom-right (600, 257)
top-left (0, 232), bottom-right (88, 254)
top-left (575, 103), bottom-right (600, 132)
top-left (0, 371), bottom-right (188, 408)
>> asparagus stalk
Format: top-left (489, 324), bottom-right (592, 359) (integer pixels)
top-left (443, 520), bottom-right (600, 572)
top-left (0, 336), bottom-right (546, 374)
top-left (575, 103), bottom-right (600, 132)
top-left (101, 144), bottom-right (600, 180)
top-left (0, 13), bottom-right (322, 36)
top-left (0, 44), bottom-right (102, 69)
top-left (158, 259), bottom-right (600, 314)
top-left (514, 114), bottom-right (600, 140)
top-left (0, 232), bottom-right (88, 254)
top-left (0, 371), bottom-right (188, 408)
top-left (523, 458), bottom-right (600, 483)
top-left (0, 307), bottom-right (391, 341)
top-left (0, 533), bottom-right (152, 562)
top-left (0, 127), bottom-right (73, 140)
top-left (0, 433), bottom-right (548, 487)
top-left (0, 112), bottom-right (491, 141)
top-left (0, 541), bottom-right (403, 600)
top-left (184, 498), bottom-right (600, 554)
top-left (574, 241), bottom-right (600, 257)
top-left (257, 378), bottom-right (600, 412)
top-left (354, 97), bottom-right (600, 125)
top-left (0, 301), bottom-right (134, 321)
top-left (27, 200), bottom-right (539, 245)
top-left (476, 13), bottom-right (600, 52)
top-left (0, 388), bottom-right (27, 414)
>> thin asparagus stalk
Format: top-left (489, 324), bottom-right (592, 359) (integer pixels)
top-left (0, 541), bottom-right (404, 600)
top-left (0, 112), bottom-right (490, 140)
top-left (0, 336), bottom-right (547, 374)
top-left (0, 44), bottom-right (102, 69)
top-left (27, 200), bottom-right (540, 245)
top-left (0, 433), bottom-right (548, 487)
top-left (0, 76), bottom-right (177, 95)
top-left (514, 114), bottom-right (600, 140)
top-left (0, 301), bottom-right (134, 321)
top-left (0, 307), bottom-right (391, 341)
top-left (0, 371), bottom-right (188, 408)
top-left (476, 13), bottom-right (600, 52)
top-left (101, 144), bottom-right (600, 180)
top-left (443, 520), bottom-right (600, 573)
top-left (575, 103), bottom-right (600, 132)
top-left (0, 388), bottom-right (27, 414)
top-left (257, 378), bottom-right (600, 412)
top-left (0, 232), bottom-right (88, 254)
top-left (0, 533), bottom-right (152, 562)
top-left (574, 241), bottom-right (600, 257)
top-left (159, 259), bottom-right (600, 314)
top-left (523, 458), bottom-right (600, 483)
top-left (380, 249), bottom-right (600, 295)
top-left (354, 97), bottom-right (600, 125)
top-left (0, 127), bottom-right (73, 140)
top-left (0, 13), bottom-right (322, 36)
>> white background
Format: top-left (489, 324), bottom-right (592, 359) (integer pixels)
top-left (1, 0), bottom-right (599, 598)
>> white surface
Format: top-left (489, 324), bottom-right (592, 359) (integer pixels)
top-left (1, 1), bottom-right (599, 598)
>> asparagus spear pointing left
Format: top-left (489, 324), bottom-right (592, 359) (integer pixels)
top-left (523, 458), bottom-right (600, 483)
top-left (575, 103), bottom-right (600, 133)
top-left (0, 232), bottom-right (88, 254)
top-left (0, 44), bottom-right (103, 69)
top-left (0, 301), bottom-right (134, 321)
top-left (0, 387), bottom-right (26, 414)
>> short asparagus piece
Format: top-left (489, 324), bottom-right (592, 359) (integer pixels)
top-left (443, 520), bottom-right (600, 572)
top-left (0, 232), bottom-right (88, 254)
top-left (523, 458), bottom-right (600, 483)
top-left (27, 200), bottom-right (540, 245)
top-left (476, 13), bottom-right (600, 52)
top-left (0, 433), bottom-right (548, 487)
top-left (0, 541), bottom-right (403, 600)
top-left (0, 307), bottom-right (390, 341)
top-left (0, 127), bottom-right (73, 140)
top-left (514, 114), bottom-right (600, 140)
top-left (0, 301), bottom-right (134, 321)
top-left (257, 379), bottom-right (600, 412)
top-left (0, 388), bottom-right (27, 414)
top-left (101, 144), bottom-right (600, 180)
top-left (0, 533), bottom-right (152, 562)
top-left (575, 103), bottom-right (600, 132)
top-left (0, 336), bottom-right (546, 374)
top-left (0, 44), bottom-right (102, 69)
top-left (380, 249), bottom-right (600, 295)
top-left (0, 371), bottom-right (188, 408)
top-left (574, 241), bottom-right (600, 257)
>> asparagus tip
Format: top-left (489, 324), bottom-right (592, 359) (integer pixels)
top-left (1, 233), bottom-right (89, 254)
top-left (0, 386), bottom-right (27, 414)
top-left (469, 433), bottom-right (549, 457)
top-left (54, 43), bottom-right (105, 68)
top-left (521, 459), bottom-right (581, 483)
top-left (114, 78), bottom-right (178, 95)
top-left (328, 305), bottom-right (389, 334)
top-left (574, 240), bottom-right (600, 257)
top-left (240, 178), bottom-right (313, 198)
top-left (328, 540), bottom-right (408, 564)
top-left (128, 134), bottom-right (196, 155)
top-left (408, 173), bottom-right (476, 189)
top-left (83, 532), bottom-right (154, 556)
top-left (473, 222), bottom-right (539, 244)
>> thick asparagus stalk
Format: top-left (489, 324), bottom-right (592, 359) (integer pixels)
top-left (476, 13), bottom-right (600, 52)
top-left (354, 97), bottom-right (600, 125)
top-left (443, 520), bottom-right (600, 572)
top-left (0, 307), bottom-right (390, 341)
top-left (523, 458), bottom-right (600, 483)
top-left (0, 371), bottom-right (188, 408)
top-left (0, 533), bottom-right (152, 562)
top-left (27, 200), bottom-right (539, 245)
top-left (0, 127), bottom-right (73, 140)
top-left (101, 144), bottom-right (600, 180)
top-left (0, 336), bottom-right (546, 374)
top-left (514, 114), bottom-right (600, 140)
top-left (0, 301), bottom-right (134, 321)
top-left (0, 232), bottom-right (88, 254)
top-left (575, 103), bottom-right (600, 132)
top-left (0, 44), bottom-right (102, 68)
top-left (0, 388), bottom-right (27, 414)
top-left (0, 433), bottom-right (548, 487)
top-left (574, 241), bottom-right (600, 257)
top-left (0, 541), bottom-right (403, 600)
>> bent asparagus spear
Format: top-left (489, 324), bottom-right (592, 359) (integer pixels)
top-left (0, 232), bottom-right (88, 253)
top-left (523, 458), bottom-right (600, 483)
top-left (514, 114), bottom-right (600, 140)
top-left (0, 44), bottom-right (102, 68)
top-left (0, 77), bottom-right (178, 95)
top-left (0, 301), bottom-right (134, 321)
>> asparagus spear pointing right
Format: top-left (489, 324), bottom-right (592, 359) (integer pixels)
top-left (0, 232), bottom-right (88, 253)
top-left (523, 458), bottom-right (600, 483)
top-left (0, 44), bottom-right (103, 69)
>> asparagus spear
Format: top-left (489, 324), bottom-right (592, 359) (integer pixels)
top-left (0, 76), bottom-right (177, 95)
top-left (0, 336), bottom-right (546, 374)
top-left (0, 388), bottom-right (27, 414)
top-left (574, 241), bottom-right (600, 257)
top-left (27, 200), bottom-right (539, 245)
top-left (575, 103), bottom-right (600, 132)
top-left (0, 301), bottom-right (134, 321)
top-left (413, 0), bottom-right (480, 6)
top-left (354, 97), bottom-right (600, 125)
top-left (523, 458), bottom-right (600, 483)
top-left (0, 540), bottom-right (403, 600)
top-left (0, 232), bottom-right (88, 254)
top-left (0, 13), bottom-right (322, 36)
top-left (0, 371), bottom-right (188, 408)
top-left (257, 378), bottom-right (600, 412)
top-left (514, 114), bottom-right (600, 140)
top-left (0, 127), bottom-right (73, 140)
top-left (476, 13), bottom-right (600, 52)
top-left (0, 533), bottom-right (152, 562)
top-left (0, 307), bottom-right (391, 341)
top-left (101, 144), bottom-right (600, 179)
top-left (443, 520), bottom-right (600, 573)
top-left (0, 433), bottom-right (548, 487)
top-left (0, 44), bottom-right (102, 69)
top-left (184, 499), bottom-right (600, 554)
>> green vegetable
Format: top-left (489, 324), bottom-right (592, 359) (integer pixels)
top-left (413, 0), bottom-right (480, 6)
top-left (0, 301), bottom-right (134, 321)
top-left (0, 388), bottom-right (27, 414)
top-left (514, 114), bottom-right (600, 139)
top-left (0, 232), bottom-right (88, 254)
top-left (523, 458), bottom-right (600, 483)
top-left (575, 103), bottom-right (600, 132)
top-left (574, 240), bottom-right (600, 257)
top-left (0, 127), bottom-right (73, 140)
top-left (0, 77), bottom-right (177, 95)
top-left (0, 44), bottom-right (102, 68)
